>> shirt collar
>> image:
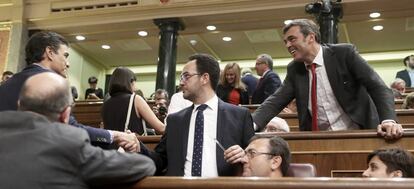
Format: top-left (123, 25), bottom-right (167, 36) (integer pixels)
top-left (261, 70), bottom-right (270, 78)
top-left (304, 45), bottom-right (324, 68)
top-left (193, 95), bottom-right (218, 112)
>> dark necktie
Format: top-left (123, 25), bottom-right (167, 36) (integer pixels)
top-left (191, 104), bottom-right (208, 176)
top-left (310, 63), bottom-right (318, 131)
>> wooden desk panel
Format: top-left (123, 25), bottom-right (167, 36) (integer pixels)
top-left (138, 130), bottom-right (414, 177)
top-left (132, 177), bottom-right (414, 189)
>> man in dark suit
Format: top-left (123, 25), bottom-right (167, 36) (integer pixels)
top-left (251, 54), bottom-right (281, 104)
top-left (252, 19), bottom-right (402, 139)
top-left (395, 55), bottom-right (414, 87)
top-left (0, 72), bottom-right (155, 188)
top-left (142, 54), bottom-right (255, 176)
top-left (0, 31), bottom-right (137, 150)
top-left (241, 68), bottom-right (258, 99)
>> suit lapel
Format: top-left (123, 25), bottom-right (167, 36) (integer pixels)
top-left (216, 100), bottom-right (226, 175)
top-left (181, 105), bottom-right (194, 161)
top-left (322, 46), bottom-right (341, 94)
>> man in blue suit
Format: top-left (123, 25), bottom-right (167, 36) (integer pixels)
top-left (142, 54), bottom-right (255, 176)
top-left (251, 54), bottom-right (282, 104)
top-left (0, 31), bottom-right (137, 150)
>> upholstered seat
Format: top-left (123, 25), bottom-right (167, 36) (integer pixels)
top-left (286, 163), bottom-right (316, 177)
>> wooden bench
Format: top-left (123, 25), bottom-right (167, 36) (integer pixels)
top-left (131, 177), bottom-right (414, 189)
top-left (138, 129), bottom-right (414, 177)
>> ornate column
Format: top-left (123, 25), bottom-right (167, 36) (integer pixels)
top-left (153, 18), bottom-right (185, 98)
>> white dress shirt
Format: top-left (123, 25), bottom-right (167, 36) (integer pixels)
top-left (306, 46), bottom-right (359, 131)
top-left (184, 95), bottom-right (218, 177)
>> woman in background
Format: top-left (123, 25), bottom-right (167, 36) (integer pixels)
top-left (217, 62), bottom-right (249, 105)
top-left (102, 67), bottom-right (165, 136)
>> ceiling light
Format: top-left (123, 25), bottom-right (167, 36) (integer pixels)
top-left (101, 45), bottom-right (111, 49)
top-left (222, 37), bottom-right (232, 42)
top-left (369, 12), bottom-right (381, 18)
top-left (76, 35), bottom-right (86, 41)
top-left (138, 31), bottom-right (148, 37)
top-left (189, 39), bottom-right (197, 46)
top-left (284, 20), bottom-right (293, 25)
top-left (373, 25), bottom-right (383, 31)
top-left (206, 25), bottom-right (216, 31)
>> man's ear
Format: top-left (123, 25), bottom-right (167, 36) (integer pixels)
top-left (271, 156), bottom-right (282, 171)
top-left (45, 46), bottom-right (55, 60)
top-left (59, 106), bottom-right (71, 124)
top-left (390, 170), bottom-right (403, 178)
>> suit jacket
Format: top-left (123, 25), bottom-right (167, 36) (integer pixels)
top-left (0, 64), bottom-right (112, 145)
top-left (241, 74), bottom-right (258, 97)
top-left (143, 99), bottom-right (254, 176)
top-left (253, 44), bottom-right (396, 131)
top-left (251, 70), bottom-right (281, 104)
top-left (0, 111), bottom-right (155, 189)
top-left (396, 69), bottom-right (411, 87)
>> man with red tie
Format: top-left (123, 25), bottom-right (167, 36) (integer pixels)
top-left (251, 54), bottom-right (281, 104)
top-left (252, 19), bottom-right (402, 139)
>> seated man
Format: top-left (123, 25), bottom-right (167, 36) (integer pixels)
top-left (390, 78), bottom-right (406, 99)
top-left (0, 72), bottom-right (155, 188)
top-left (362, 148), bottom-right (414, 178)
top-left (402, 92), bottom-right (414, 109)
top-left (1, 71), bottom-right (13, 85)
top-left (242, 135), bottom-right (291, 178)
top-left (264, 117), bottom-right (290, 132)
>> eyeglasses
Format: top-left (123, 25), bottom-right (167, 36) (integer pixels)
top-left (180, 73), bottom-right (201, 82)
top-left (245, 149), bottom-right (276, 159)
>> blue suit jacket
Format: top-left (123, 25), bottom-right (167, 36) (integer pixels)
top-left (143, 99), bottom-right (254, 176)
top-left (0, 64), bottom-right (111, 145)
top-left (251, 70), bottom-right (281, 104)
top-left (396, 69), bottom-right (411, 87)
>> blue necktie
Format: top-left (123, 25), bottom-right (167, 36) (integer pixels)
top-left (191, 104), bottom-right (208, 176)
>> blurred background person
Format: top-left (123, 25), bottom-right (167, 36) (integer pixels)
top-left (85, 76), bottom-right (103, 99)
top-left (251, 54), bottom-right (281, 104)
top-left (362, 148), bottom-right (414, 178)
top-left (217, 62), bottom-right (249, 105)
top-left (1, 71), bottom-right (13, 85)
top-left (401, 92), bottom-right (414, 109)
top-left (102, 67), bottom-right (165, 140)
top-left (396, 55), bottom-right (414, 87)
top-left (152, 89), bottom-right (169, 123)
top-left (71, 86), bottom-right (78, 100)
top-left (390, 78), bottom-right (406, 99)
top-left (263, 117), bottom-right (290, 132)
top-left (241, 67), bottom-right (258, 102)
top-left (168, 86), bottom-right (192, 114)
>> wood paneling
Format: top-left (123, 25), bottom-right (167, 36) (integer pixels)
top-left (132, 177), bottom-right (414, 189)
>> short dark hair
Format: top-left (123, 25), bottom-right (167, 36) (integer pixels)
top-left (250, 135), bottom-right (291, 176)
top-left (25, 31), bottom-right (69, 65)
top-left (367, 148), bottom-right (414, 178)
top-left (19, 75), bottom-right (72, 121)
top-left (256, 54), bottom-right (274, 70)
top-left (88, 76), bottom-right (98, 84)
top-left (188, 53), bottom-right (220, 90)
top-left (403, 55), bottom-right (414, 66)
top-left (2, 71), bottom-right (13, 76)
top-left (283, 19), bottom-right (321, 44)
top-left (108, 67), bottom-right (136, 96)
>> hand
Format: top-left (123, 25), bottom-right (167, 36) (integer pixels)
top-left (377, 121), bottom-right (403, 140)
top-left (223, 145), bottom-right (245, 164)
top-left (87, 93), bottom-right (99, 99)
top-left (113, 131), bottom-right (140, 152)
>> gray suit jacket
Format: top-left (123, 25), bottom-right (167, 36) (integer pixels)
top-left (144, 99), bottom-right (254, 176)
top-left (0, 111), bottom-right (155, 189)
top-left (253, 44), bottom-right (396, 131)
